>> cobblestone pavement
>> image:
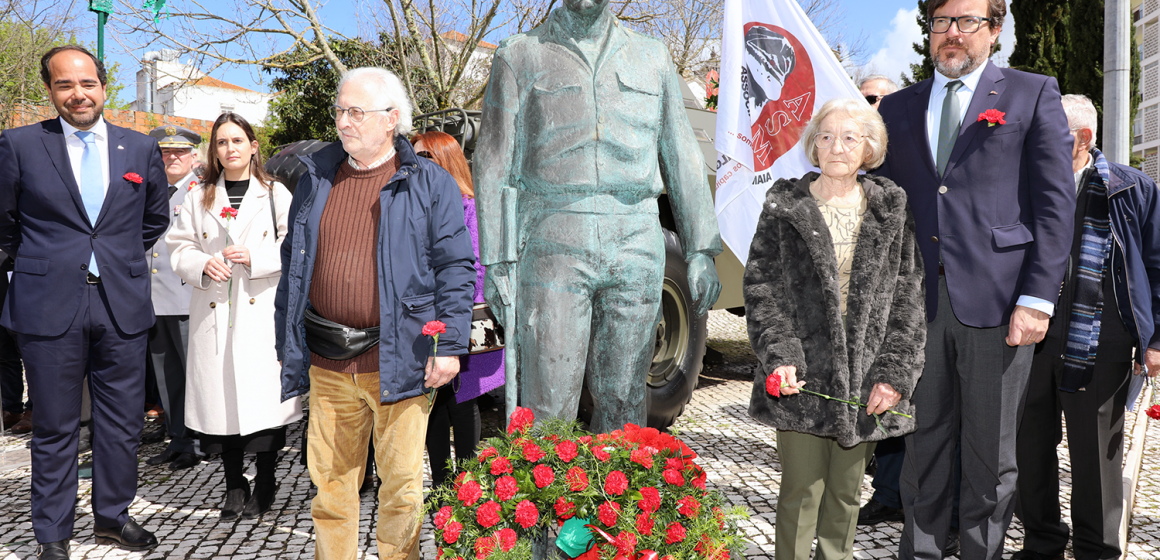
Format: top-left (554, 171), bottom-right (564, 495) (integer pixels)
top-left (0, 310), bottom-right (1153, 559)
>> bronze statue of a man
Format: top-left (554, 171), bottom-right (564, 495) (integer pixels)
top-left (475, 0), bottom-right (722, 433)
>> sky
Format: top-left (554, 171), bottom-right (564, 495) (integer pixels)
top-left (74, 0), bottom-right (1017, 97)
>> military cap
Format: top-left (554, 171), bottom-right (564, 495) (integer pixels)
top-left (149, 125), bottom-right (202, 149)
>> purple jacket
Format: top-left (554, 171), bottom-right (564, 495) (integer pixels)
top-left (463, 196), bottom-right (485, 303)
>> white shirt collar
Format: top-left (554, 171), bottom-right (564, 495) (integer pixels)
top-left (348, 146), bottom-right (397, 171)
top-left (60, 116), bottom-right (108, 142)
top-left (932, 59), bottom-right (990, 95)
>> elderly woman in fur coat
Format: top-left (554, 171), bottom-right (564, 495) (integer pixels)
top-left (745, 98), bottom-right (926, 560)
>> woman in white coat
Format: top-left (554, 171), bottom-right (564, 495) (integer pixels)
top-left (166, 112), bottom-right (300, 520)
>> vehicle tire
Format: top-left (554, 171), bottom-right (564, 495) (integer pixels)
top-left (577, 229), bottom-right (708, 430)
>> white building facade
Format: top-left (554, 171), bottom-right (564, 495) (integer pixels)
top-left (131, 50), bottom-right (274, 126)
top-left (1134, 0), bottom-right (1159, 180)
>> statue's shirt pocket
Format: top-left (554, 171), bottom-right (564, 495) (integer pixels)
top-left (614, 71), bottom-right (661, 130)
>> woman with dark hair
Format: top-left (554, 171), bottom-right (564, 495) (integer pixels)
top-left (411, 130), bottom-right (504, 492)
top-left (166, 112), bottom-right (300, 520)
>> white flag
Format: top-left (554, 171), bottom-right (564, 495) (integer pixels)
top-left (714, 0), bottom-right (866, 265)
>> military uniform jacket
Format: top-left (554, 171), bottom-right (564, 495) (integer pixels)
top-left (148, 171), bottom-right (196, 316)
top-left (475, 7), bottom-right (722, 267)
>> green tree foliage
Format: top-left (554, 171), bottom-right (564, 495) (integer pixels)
top-left (1065, 0), bottom-right (1142, 150)
top-left (262, 35), bottom-right (437, 149)
top-left (903, 0), bottom-right (933, 86)
top-left (1008, 0), bottom-right (1070, 89)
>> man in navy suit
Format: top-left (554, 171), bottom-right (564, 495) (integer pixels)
top-left (874, 0), bottom-right (1075, 558)
top-left (0, 46), bottom-right (169, 560)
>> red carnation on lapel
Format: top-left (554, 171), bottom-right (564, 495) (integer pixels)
top-left (977, 109), bottom-right (1007, 127)
top-left (123, 172), bottom-right (143, 184)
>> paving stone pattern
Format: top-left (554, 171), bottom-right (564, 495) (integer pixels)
top-left (0, 310), bottom-right (1153, 559)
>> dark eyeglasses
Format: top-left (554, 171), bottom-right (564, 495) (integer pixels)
top-left (929, 16), bottom-right (993, 34)
top-left (865, 95), bottom-right (882, 105)
top-left (416, 150), bottom-right (433, 159)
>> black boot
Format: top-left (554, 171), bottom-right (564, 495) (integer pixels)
top-left (220, 449), bottom-right (250, 521)
top-left (241, 451), bottom-right (278, 519)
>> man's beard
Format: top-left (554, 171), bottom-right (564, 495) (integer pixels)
top-left (61, 101), bottom-right (103, 129)
top-left (934, 39), bottom-right (988, 78)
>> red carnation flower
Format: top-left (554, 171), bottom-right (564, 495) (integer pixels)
top-left (475, 536), bottom-right (496, 560)
top-left (1148, 404), bottom-right (1160, 420)
top-left (566, 466), bottom-right (589, 491)
top-left (555, 440), bottom-right (579, 462)
top-left (457, 480), bottom-right (482, 506)
top-left (515, 499), bottom-right (539, 529)
top-left (664, 458), bottom-right (685, 471)
top-left (507, 406), bottom-right (535, 434)
top-left (554, 496), bottom-right (576, 520)
top-left (592, 446), bottom-right (611, 462)
top-left (677, 496), bottom-right (701, 518)
top-left (123, 172), bottom-right (143, 184)
top-left (490, 456), bottom-right (513, 475)
top-left (454, 471), bottom-right (469, 488)
top-left (977, 108), bottom-right (1007, 126)
top-left (615, 531), bottom-right (637, 556)
top-left (630, 448), bottom-right (654, 469)
top-left (434, 505), bottom-right (453, 529)
top-left (665, 522), bottom-right (687, 544)
top-left (638, 486), bottom-right (661, 513)
top-left (477, 447), bottom-right (498, 463)
top-left (220, 206), bottom-right (238, 220)
top-left (495, 475), bottom-right (519, 502)
top-left (442, 520), bottom-right (463, 544)
top-left (523, 441), bottom-right (546, 462)
top-left (598, 501), bottom-right (621, 527)
top-left (713, 506), bottom-right (727, 529)
top-left (663, 468), bottom-right (685, 486)
top-left (766, 372), bottom-right (784, 397)
top-left (635, 512), bottom-right (655, 535)
top-left (532, 464), bottom-right (555, 488)
top-left (422, 320), bottom-right (446, 336)
top-left (579, 435), bottom-right (593, 445)
top-left (604, 470), bottom-right (629, 496)
top-left (691, 468), bottom-right (707, 490)
top-left (494, 528), bottom-right (517, 552)
top-left (477, 500), bottom-right (502, 528)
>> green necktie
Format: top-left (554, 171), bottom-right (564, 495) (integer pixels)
top-left (936, 80), bottom-right (964, 176)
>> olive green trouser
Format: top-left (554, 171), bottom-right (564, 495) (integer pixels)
top-left (776, 430), bottom-right (876, 560)
top-left (307, 366), bottom-right (427, 560)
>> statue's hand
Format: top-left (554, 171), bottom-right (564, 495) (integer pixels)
top-left (484, 262), bottom-right (514, 311)
top-left (687, 253), bottom-right (720, 317)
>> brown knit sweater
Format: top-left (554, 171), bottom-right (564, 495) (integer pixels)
top-left (309, 156), bottom-right (398, 373)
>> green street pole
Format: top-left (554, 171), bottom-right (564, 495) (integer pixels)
top-left (88, 0), bottom-right (113, 63)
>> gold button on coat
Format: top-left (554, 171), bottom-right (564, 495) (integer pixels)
top-left (151, 269), bottom-right (158, 274)
top-left (202, 232), bottom-right (208, 239)
top-left (210, 302), bottom-right (216, 308)
top-left (931, 236), bottom-right (939, 243)
top-left (249, 298), bottom-right (256, 304)
top-left (153, 252), bottom-right (159, 257)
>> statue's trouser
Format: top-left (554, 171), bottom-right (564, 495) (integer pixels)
top-left (517, 209), bottom-right (664, 434)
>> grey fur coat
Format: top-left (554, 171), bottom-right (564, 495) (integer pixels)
top-left (745, 172), bottom-right (926, 447)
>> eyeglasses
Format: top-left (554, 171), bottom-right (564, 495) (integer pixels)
top-left (929, 16), bottom-right (993, 34)
top-left (814, 132), bottom-right (868, 150)
top-left (328, 106), bottom-right (394, 123)
top-left (416, 150), bottom-right (434, 159)
top-left (864, 95), bottom-right (882, 105)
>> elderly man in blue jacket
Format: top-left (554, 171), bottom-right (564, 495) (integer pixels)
top-left (274, 67), bottom-right (475, 560)
top-left (1013, 94), bottom-right (1160, 560)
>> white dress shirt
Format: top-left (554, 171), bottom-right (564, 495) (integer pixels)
top-left (60, 116), bottom-right (110, 199)
top-left (926, 62), bottom-right (1055, 317)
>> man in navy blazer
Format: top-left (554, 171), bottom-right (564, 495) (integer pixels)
top-left (0, 46), bottom-right (169, 560)
top-left (874, 0), bottom-right (1075, 558)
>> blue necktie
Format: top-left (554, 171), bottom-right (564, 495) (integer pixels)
top-left (76, 131), bottom-right (102, 276)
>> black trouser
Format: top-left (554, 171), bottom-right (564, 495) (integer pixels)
top-left (148, 315), bottom-right (195, 454)
top-left (425, 387), bottom-right (481, 488)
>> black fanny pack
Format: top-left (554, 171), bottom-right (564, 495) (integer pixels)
top-left (304, 307), bottom-right (380, 361)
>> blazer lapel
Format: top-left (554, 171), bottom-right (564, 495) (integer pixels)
top-left (905, 80), bottom-right (939, 180)
top-left (40, 121), bottom-right (89, 224)
top-left (945, 62), bottom-right (1006, 177)
top-left (231, 177), bottom-right (268, 242)
top-left (208, 177), bottom-right (233, 233)
top-left (95, 124), bottom-right (128, 228)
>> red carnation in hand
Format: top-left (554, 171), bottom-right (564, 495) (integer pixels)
top-left (638, 486), bottom-right (661, 513)
top-left (495, 475), bottom-right (519, 502)
top-left (434, 505), bottom-right (453, 529)
top-left (766, 372), bottom-right (784, 397)
top-left (515, 499), bottom-right (539, 529)
top-left (592, 446), bottom-right (611, 462)
top-left (475, 536), bottom-right (496, 560)
top-left (507, 406), bottom-right (535, 434)
top-left (554, 496), bottom-right (576, 520)
top-left (1148, 404), bottom-right (1160, 420)
top-left (566, 466), bottom-right (589, 491)
top-left (615, 531), bottom-right (638, 556)
top-left (630, 448), bottom-right (654, 469)
top-left (677, 496), bottom-right (701, 518)
top-left (604, 470), bottom-right (629, 496)
top-left (457, 480), bottom-right (482, 506)
top-left (977, 109), bottom-right (1007, 126)
top-left (442, 520), bottom-right (463, 543)
top-left (532, 464), bottom-right (555, 488)
top-left (490, 456), bottom-right (513, 475)
top-left (477, 500), bottom-right (502, 528)
top-left (663, 468), bottom-right (685, 486)
top-left (494, 528), bottom-right (517, 552)
top-left (220, 206), bottom-right (238, 220)
top-left (665, 522), bottom-right (687, 544)
top-left (598, 501), bottom-right (621, 526)
top-left (523, 441), bottom-right (546, 462)
top-left (123, 172), bottom-right (143, 184)
top-left (477, 447), bottom-right (498, 463)
top-left (422, 320), bottom-right (447, 336)
top-left (555, 440), bottom-right (579, 462)
top-left (635, 512), bottom-right (655, 535)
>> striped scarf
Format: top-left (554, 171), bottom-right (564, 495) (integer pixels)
top-left (1060, 149), bottom-right (1112, 393)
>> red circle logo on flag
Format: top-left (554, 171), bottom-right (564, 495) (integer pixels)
top-left (743, 22), bottom-right (815, 172)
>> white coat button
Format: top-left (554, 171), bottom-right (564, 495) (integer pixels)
top-left (939, 186), bottom-right (948, 194)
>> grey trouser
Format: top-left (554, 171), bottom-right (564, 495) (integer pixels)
top-left (900, 276), bottom-right (1034, 560)
top-left (517, 210), bottom-right (663, 434)
top-left (149, 315), bottom-right (194, 454)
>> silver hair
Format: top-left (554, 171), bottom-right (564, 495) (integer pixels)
top-left (1061, 93), bottom-right (1098, 142)
top-left (336, 67), bottom-right (413, 136)
top-left (858, 74), bottom-right (900, 94)
top-left (799, 98), bottom-right (889, 171)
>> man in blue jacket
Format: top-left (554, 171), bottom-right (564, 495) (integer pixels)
top-left (1014, 94), bottom-right (1160, 560)
top-left (274, 67), bottom-right (475, 560)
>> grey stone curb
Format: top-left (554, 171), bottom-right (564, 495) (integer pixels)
top-left (1121, 381), bottom-right (1151, 559)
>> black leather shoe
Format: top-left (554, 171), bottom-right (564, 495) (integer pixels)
top-left (140, 428), bottom-right (166, 445)
top-left (1011, 550), bottom-right (1063, 560)
top-left (145, 449), bottom-right (178, 466)
top-left (93, 518), bottom-right (158, 551)
top-left (37, 540), bottom-right (70, 560)
top-left (168, 452), bottom-right (201, 471)
top-left (221, 487), bottom-right (250, 521)
top-left (857, 498), bottom-right (904, 526)
top-left (241, 483), bottom-right (277, 519)
top-left (943, 528), bottom-right (960, 557)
